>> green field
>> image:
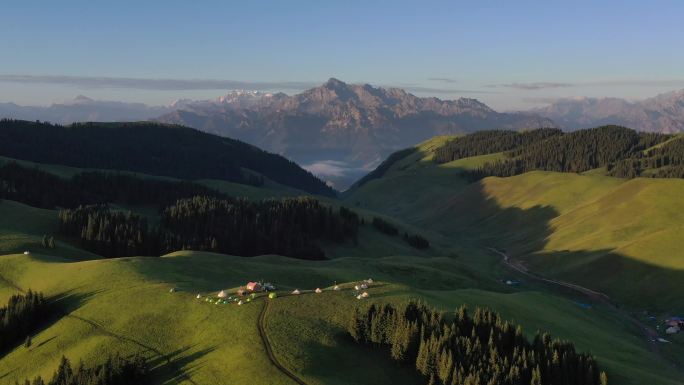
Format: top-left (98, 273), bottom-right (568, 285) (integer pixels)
top-left (1, 145), bottom-right (684, 384)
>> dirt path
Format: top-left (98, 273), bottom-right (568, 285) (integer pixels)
top-left (257, 299), bottom-right (308, 385)
top-left (489, 248), bottom-right (663, 355)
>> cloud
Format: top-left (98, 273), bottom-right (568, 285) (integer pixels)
top-left (427, 77), bottom-right (458, 84)
top-left (492, 79), bottom-right (684, 90)
top-left (0, 74), bottom-right (498, 96)
top-left (495, 82), bottom-right (573, 90)
top-left (302, 160), bottom-right (356, 178)
top-left (400, 85), bottom-right (499, 95)
top-left (0, 74), bottom-right (319, 91)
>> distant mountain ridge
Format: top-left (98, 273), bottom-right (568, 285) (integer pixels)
top-left (532, 89), bottom-right (684, 133)
top-left (157, 78), bottom-right (555, 188)
top-left (0, 96), bottom-right (171, 123)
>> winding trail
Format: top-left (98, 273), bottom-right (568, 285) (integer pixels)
top-left (257, 299), bottom-right (308, 385)
top-left (489, 248), bottom-right (663, 356)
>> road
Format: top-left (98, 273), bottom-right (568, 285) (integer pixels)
top-left (489, 247), bottom-right (663, 356)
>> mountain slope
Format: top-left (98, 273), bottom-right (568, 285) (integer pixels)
top-left (0, 119), bottom-right (335, 196)
top-left (157, 79), bottom-right (555, 188)
top-left (532, 89), bottom-right (684, 133)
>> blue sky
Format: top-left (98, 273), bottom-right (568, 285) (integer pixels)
top-left (2, 0), bottom-right (684, 109)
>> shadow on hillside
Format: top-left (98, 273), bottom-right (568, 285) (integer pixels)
top-left (146, 345), bottom-right (216, 385)
top-left (432, 179), bottom-right (684, 313)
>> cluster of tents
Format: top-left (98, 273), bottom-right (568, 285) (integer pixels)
top-left (188, 277), bottom-right (376, 306)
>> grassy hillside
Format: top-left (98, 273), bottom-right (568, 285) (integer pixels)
top-left (0, 199), bottom-right (682, 384)
top-left (346, 137), bottom-right (684, 340)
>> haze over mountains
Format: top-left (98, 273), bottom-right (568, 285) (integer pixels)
top-left (3, 80), bottom-right (684, 188)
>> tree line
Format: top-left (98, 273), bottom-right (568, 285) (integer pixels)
top-left (347, 301), bottom-right (607, 385)
top-left (464, 126), bottom-right (672, 180)
top-left (15, 354), bottom-right (148, 385)
top-left (0, 119), bottom-right (335, 196)
top-left (0, 162), bottom-right (227, 209)
top-left (609, 136), bottom-right (684, 178)
top-left (0, 290), bottom-right (49, 353)
top-left (372, 217), bottom-right (430, 249)
top-left (58, 196), bottom-right (361, 260)
top-left (433, 129), bottom-right (563, 164)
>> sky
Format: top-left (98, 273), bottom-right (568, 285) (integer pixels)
top-left (1, 0), bottom-right (684, 110)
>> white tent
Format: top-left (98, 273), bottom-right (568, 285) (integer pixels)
top-left (354, 285), bottom-right (360, 291)
top-left (666, 326), bottom-right (680, 334)
top-left (196, 294), bottom-right (202, 299)
top-left (361, 292), bottom-right (369, 298)
top-left (217, 290), bottom-right (228, 298)
top-left (365, 278), bottom-right (374, 284)
top-left (333, 285), bottom-right (340, 291)
top-left (292, 289), bottom-right (301, 295)
top-left (315, 288), bottom-right (322, 294)
top-left (23, 251), bottom-right (30, 255)
top-left (359, 283), bottom-right (368, 290)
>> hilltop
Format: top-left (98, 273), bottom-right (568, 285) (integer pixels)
top-left (0, 119), bottom-right (335, 197)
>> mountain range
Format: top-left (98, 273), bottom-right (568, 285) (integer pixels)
top-left (532, 89), bottom-right (684, 133)
top-left (156, 78), bottom-right (554, 188)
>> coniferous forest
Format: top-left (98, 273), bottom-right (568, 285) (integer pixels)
top-left (58, 196), bottom-right (361, 259)
top-left (14, 354), bottom-right (148, 385)
top-left (0, 162), bottom-right (227, 209)
top-left (432, 126), bottom-right (681, 181)
top-left (0, 119), bottom-right (335, 196)
top-left (0, 291), bottom-right (49, 353)
top-left (347, 301), bottom-right (607, 385)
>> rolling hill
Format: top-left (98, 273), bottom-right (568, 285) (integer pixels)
top-left (1, 125), bottom-right (683, 384)
top-left (0, 119), bottom-right (335, 197)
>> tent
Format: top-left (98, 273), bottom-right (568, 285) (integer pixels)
top-left (361, 292), bottom-right (369, 298)
top-left (246, 282), bottom-right (262, 292)
top-left (238, 300), bottom-right (243, 305)
top-left (292, 289), bottom-right (301, 295)
top-left (217, 290), bottom-right (228, 298)
top-left (354, 285), bottom-right (360, 291)
top-left (23, 251), bottom-right (30, 255)
top-left (333, 285), bottom-right (340, 291)
top-left (268, 292), bottom-right (277, 299)
top-left (359, 283), bottom-right (368, 290)
top-left (196, 294), bottom-right (202, 299)
top-left (315, 288), bottom-right (322, 294)
top-left (666, 326), bottom-right (680, 334)
top-left (356, 294), bottom-right (363, 300)
top-left (366, 278), bottom-right (374, 284)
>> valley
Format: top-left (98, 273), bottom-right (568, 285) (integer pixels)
top-left (0, 122), bottom-right (683, 384)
